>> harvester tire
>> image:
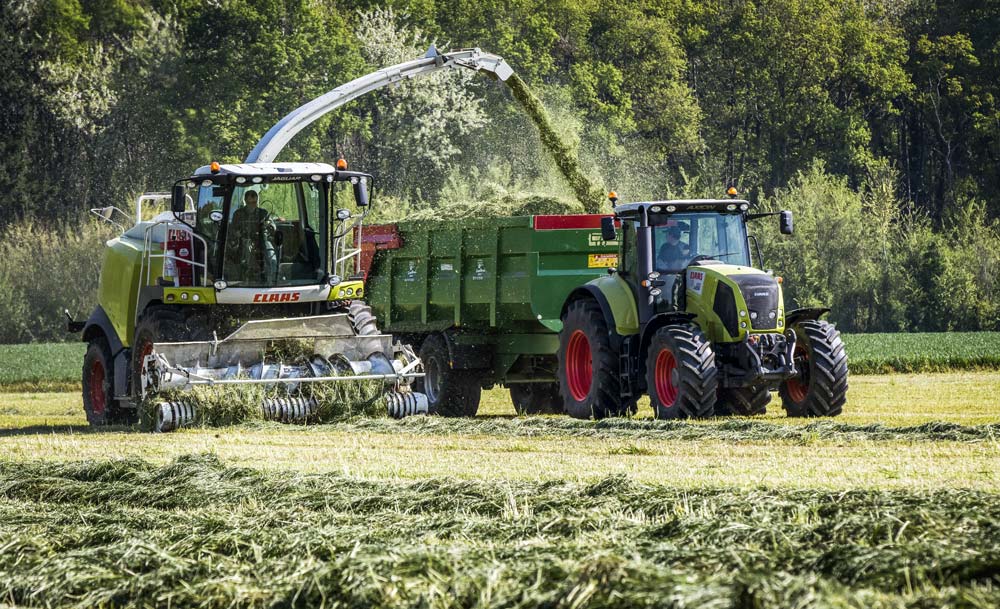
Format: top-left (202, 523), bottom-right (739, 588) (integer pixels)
top-left (510, 383), bottom-right (562, 415)
top-left (716, 385), bottom-right (770, 416)
top-left (779, 320), bottom-right (848, 417)
top-left (644, 324), bottom-right (717, 419)
top-left (415, 334), bottom-right (480, 417)
top-left (83, 337), bottom-right (117, 426)
top-left (348, 301), bottom-right (380, 337)
top-left (557, 298), bottom-right (623, 419)
top-left (131, 307), bottom-right (209, 412)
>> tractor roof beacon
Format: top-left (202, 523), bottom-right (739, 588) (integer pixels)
top-left (70, 48), bottom-right (514, 431)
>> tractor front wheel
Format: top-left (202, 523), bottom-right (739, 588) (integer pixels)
top-left (415, 334), bottom-right (481, 417)
top-left (779, 320), bottom-right (848, 417)
top-left (510, 383), bottom-right (562, 415)
top-left (557, 299), bottom-right (627, 419)
top-left (645, 325), bottom-right (717, 419)
top-left (716, 385), bottom-right (771, 416)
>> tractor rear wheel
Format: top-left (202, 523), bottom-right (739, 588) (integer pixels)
top-left (557, 299), bottom-right (625, 419)
top-left (645, 324), bottom-right (717, 419)
top-left (716, 385), bottom-right (771, 416)
top-left (510, 383), bottom-right (562, 415)
top-left (415, 334), bottom-right (481, 417)
top-left (779, 320), bottom-right (848, 417)
top-left (82, 336), bottom-right (118, 426)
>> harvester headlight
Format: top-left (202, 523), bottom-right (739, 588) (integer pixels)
top-left (180, 292), bottom-right (189, 300)
top-left (192, 293), bottom-right (200, 302)
top-left (740, 203), bottom-right (749, 211)
top-left (311, 174), bottom-right (322, 181)
top-left (726, 204), bottom-right (737, 211)
top-left (214, 280), bottom-right (228, 290)
top-left (201, 179), bottom-right (213, 187)
top-left (328, 275), bottom-right (342, 287)
top-left (187, 181), bottom-right (196, 188)
top-left (252, 176), bottom-right (263, 184)
top-left (326, 175), bottom-right (334, 182)
top-left (356, 288), bottom-right (363, 297)
top-left (345, 287), bottom-right (354, 296)
top-left (666, 205), bottom-right (677, 212)
top-left (338, 289), bottom-right (345, 297)
top-left (336, 209), bottom-right (351, 221)
top-left (236, 176), bottom-right (247, 184)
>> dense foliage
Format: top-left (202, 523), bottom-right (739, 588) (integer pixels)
top-left (1, 0), bottom-right (998, 339)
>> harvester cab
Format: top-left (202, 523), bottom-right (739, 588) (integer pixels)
top-left (77, 161), bottom-right (426, 431)
top-left (558, 194), bottom-right (848, 420)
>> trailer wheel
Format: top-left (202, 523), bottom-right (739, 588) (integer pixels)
top-left (82, 336), bottom-right (117, 426)
top-left (716, 385), bottom-right (770, 416)
top-left (510, 383), bottom-right (562, 415)
top-left (557, 298), bottom-right (623, 419)
top-left (779, 320), bottom-right (847, 417)
top-left (415, 334), bottom-right (480, 417)
top-left (645, 324), bottom-right (717, 419)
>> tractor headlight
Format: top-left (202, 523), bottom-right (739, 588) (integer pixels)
top-left (665, 205), bottom-right (677, 212)
top-left (649, 288), bottom-right (662, 296)
top-left (750, 311), bottom-right (758, 320)
top-left (740, 310), bottom-right (747, 317)
top-left (769, 311), bottom-right (776, 319)
top-left (740, 321), bottom-right (747, 328)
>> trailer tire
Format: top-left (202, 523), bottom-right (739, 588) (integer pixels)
top-left (510, 383), bottom-right (562, 415)
top-left (779, 320), bottom-right (847, 417)
top-left (716, 385), bottom-right (770, 416)
top-left (558, 298), bottom-right (622, 419)
top-left (83, 336), bottom-right (118, 426)
top-left (415, 334), bottom-right (481, 417)
top-left (645, 324), bottom-right (717, 419)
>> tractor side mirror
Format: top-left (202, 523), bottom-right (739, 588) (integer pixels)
top-left (601, 216), bottom-right (617, 242)
top-left (171, 184), bottom-right (186, 214)
top-left (779, 210), bottom-right (793, 235)
top-left (353, 177), bottom-right (369, 207)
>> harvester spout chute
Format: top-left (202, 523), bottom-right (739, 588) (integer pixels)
top-left (246, 47), bottom-right (513, 164)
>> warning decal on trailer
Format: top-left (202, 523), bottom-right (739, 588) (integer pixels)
top-left (588, 253), bottom-right (618, 268)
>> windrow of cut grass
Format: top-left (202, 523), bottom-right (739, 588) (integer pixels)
top-left (2, 454), bottom-right (1000, 608)
top-left (4, 332), bottom-right (1000, 391)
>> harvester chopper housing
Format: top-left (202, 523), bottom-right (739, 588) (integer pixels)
top-left (71, 47), bottom-right (516, 430)
top-left (361, 193), bottom-right (848, 419)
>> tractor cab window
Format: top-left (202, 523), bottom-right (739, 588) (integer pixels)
top-left (223, 180), bottom-right (326, 287)
top-left (653, 212), bottom-right (750, 273)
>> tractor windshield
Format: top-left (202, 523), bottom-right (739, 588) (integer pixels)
top-left (652, 212), bottom-right (750, 273)
top-left (221, 180), bottom-right (326, 287)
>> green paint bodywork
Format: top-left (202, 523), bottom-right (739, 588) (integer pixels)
top-left (682, 264), bottom-right (785, 343)
top-left (588, 274), bottom-right (640, 336)
top-left (98, 235), bottom-right (156, 348)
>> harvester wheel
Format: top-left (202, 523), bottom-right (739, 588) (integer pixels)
top-left (644, 324), bottom-right (717, 419)
top-left (348, 301), bottom-right (380, 336)
top-left (130, 307), bottom-right (207, 412)
top-left (557, 298), bottom-right (623, 419)
top-left (779, 320), bottom-right (848, 417)
top-left (716, 385), bottom-right (770, 416)
top-left (82, 337), bottom-right (116, 426)
top-left (415, 334), bottom-right (480, 417)
top-left (510, 383), bottom-right (561, 415)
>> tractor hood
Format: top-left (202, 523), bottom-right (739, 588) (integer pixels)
top-left (684, 263), bottom-right (785, 342)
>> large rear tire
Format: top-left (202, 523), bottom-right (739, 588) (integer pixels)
top-left (557, 299), bottom-right (625, 419)
top-left (510, 383), bottom-right (562, 415)
top-left (82, 337), bottom-right (117, 426)
top-left (645, 324), bottom-right (717, 419)
top-left (779, 320), bottom-right (848, 417)
top-left (415, 334), bottom-right (480, 417)
top-left (716, 385), bottom-right (770, 416)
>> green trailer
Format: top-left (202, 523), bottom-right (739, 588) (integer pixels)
top-left (362, 214), bottom-right (618, 415)
top-left (363, 197), bottom-right (847, 420)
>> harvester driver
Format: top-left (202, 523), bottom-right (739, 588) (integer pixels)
top-left (228, 189), bottom-right (278, 284)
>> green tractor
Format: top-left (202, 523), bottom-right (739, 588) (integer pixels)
top-left (557, 194), bottom-right (848, 419)
top-left (71, 160), bottom-right (426, 430)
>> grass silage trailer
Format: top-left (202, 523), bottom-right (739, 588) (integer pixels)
top-left (362, 197), bottom-right (848, 420)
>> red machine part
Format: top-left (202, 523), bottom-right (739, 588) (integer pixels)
top-left (357, 224), bottom-right (402, 278)
top-left (166, 227), bottom-right (194, 286)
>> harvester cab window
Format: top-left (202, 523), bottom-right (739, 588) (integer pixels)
top-left (223, 181), bottom-right (324, 287)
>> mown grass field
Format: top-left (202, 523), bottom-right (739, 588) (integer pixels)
top-left (3, 331), bottom-right (1000, 390)
top-left (2, 337), bottom-right (1000, 607)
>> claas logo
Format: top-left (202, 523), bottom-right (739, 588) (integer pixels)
top-left (252, 292), bottom-right (301, 303)
top-left (689, 271), bottom-right (705, 281)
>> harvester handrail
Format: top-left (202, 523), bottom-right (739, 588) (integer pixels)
top-left (245, 47), bottom-right (512, 164)
top-left (137, 220), bottom-right (211, 323)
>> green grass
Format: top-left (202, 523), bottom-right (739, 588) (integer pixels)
top-left (3, 332), bottom-right (999, 392)
top-left (1, 454), bottom-right (1000, 608)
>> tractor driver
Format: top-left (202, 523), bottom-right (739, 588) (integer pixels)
top-left (227, 189), bottom-right (278, 284)
top-left (656, 225), bottom-right (690, 271)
